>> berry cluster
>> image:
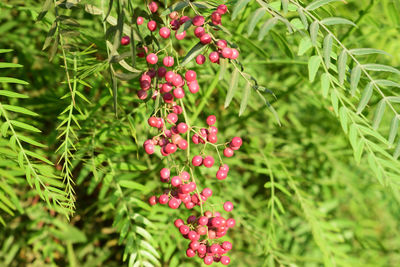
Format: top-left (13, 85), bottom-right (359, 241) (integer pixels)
top-left (121, 2), bottom-right (243, 265)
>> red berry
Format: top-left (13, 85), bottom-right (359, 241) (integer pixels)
top-left (226, 218), bottom-right (236, 227)
top-left (231, 48), bottom-right (239, 59)
top-left (203, 156), bottom-right (215, 168)
top-left (222, 241), bottom-right (232, 251)
top-left (178, 139), bottom-right (188, 150)
top-left (198, 216), bottom-right (208, 225)
top-left (137, 89), bottom-right (148, 100)
top-left (160, 168), bottom-right (170, 179)
top-left (216, 170), bottom-right (228, 180)
top-left (188, 81), bottom-right (200, 93)
top-left (148, 116), bottom-right (158, 127)
top-left (165, 143), bottom-right (177, 154)
top-left (222, 47), bottom-right (233, 58)
top-left (179, 16), bottom-right (190, 24)
top-left (144, 143), bottom-right (154, 154)
top-left (189, 241), bottom-right (200, 251)
top-left (120, 36), bottom-right (130, 45)
top-left (175, 31), bottom-right (186, 40)
top-left (224, 201), bottom-right (234, 212)
top-left (146, 53), bottom-right (158, 64)
top-left (220, 256), bottom-right (230, 265)
top-left (196, 54), bottom-right (206, 65)
top-left (185, 201), bottom-right (195, 209)
top-left (192, 155), bottom-right (203, 166)
top-left (185, 70), bottom-right (197, 82)
top-left (147, 20), bottom-right (157, 31)
top-left (181, 171), bottom-right (190, 181)
top-left (207, 134), bottom-right (217, 144)
top-left (186, 248), bottom-right (196, 257)
top-left (192, 15), bottom-right (205, 26)
top-left (217, 4), bottom-right (228, 15)
top-left (148, 1), bottom-right (158, 13)
top-left (169, 11), bottom-right (179, 20)
top-left (171, 176), bottom-right (181, 187)
top-left (148, 195), bottom-right (157, 205)
top-left (187, 215), bottom-right (197, 224)
top-left (204, 255), bottom-right (213, 265)
top-left (188, 230), bottom-right (199, 241)
top-left (165, 71), bottom-right (175, 83)
top-left (209, 51), bottom-right (219, 63)
top-left (174, 218), bottom-right (184, 228)
top-left (220, 164), bottom-right (229, 172)
top-left (159, 194), bottom-right (169, 204)
top-left (172, 74), bottom-right (184, 87)
top-left (137, 16), bottom-right (144, 25)
top-left (173, 87), bottom-right (185, 99)
top-left (159, 27), bottom-right (170, 38)
top-left (200, 33), bottom-right (211, 44)
top-left (177, 122), bottom-right (188, 133)
top-left (223, 147), bottom-right (234, 157)
top-left (163, 56), bottom-right (174, 67)
top-left (192, 134), bottom-right (200, 144)
top-left (168, 198), bottom-right (180, 209)
top-left (210, 244), bottom-right (220, 254)
top-left (211, 12), bottom-right (222, 23)
top-left (202, 188), bottom-right (212, 198)
top-left (206, 115), bottom-right (216, 125)
top-left (167, 113), bottom-right (178, 124)
top-left (231, 137), bottom-right (242, 147)
top-left (157, 67), bottom-right (167, 78)
top-left (194, 26), bottom-right (205, 38)
top-left (217, 39), bottom-right (227, 48)
top-left (179, 225), bottom-right (190, 235)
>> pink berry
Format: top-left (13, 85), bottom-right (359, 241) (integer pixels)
top-left (165, 71), bottom-right (175, 83)
top-left (160, 168), bottom-right (170, 179)
top-left (200, 33), bottom-right (211, 44)
top-left (177, 122), bottom-right (188, 133)
top-left (220, 164), bottom-right (229, 172)
top-left (198, 216), bottom-right (208, 226)
top-left (173, 87), bottom-right (185, 99)
top-left (196, 54), bottom-right (206, 65)
top-left (186, 248), bottom-right (196, 257)
top-left (220, 256), bottom-right (230, 265)
top-left (158, 194), bottom-right (169, 204)
top-left (178, 139), bottom-right (188, 150)
top-left (217, 39), bottom-right (227, 49)
top-left (164, 143), bottom-right (177, 154)
top-left (194, 26), bottom-right (205, 38)
top-left (180, 16), bottom-right (190, 24)
top-left (209, 51), bottom-right (219, 63)
top-left (187, 230), bottom-right (198, 241)
top-left (171, 176), bottom-right (181, 187)
top-left (148, 195), bottom-right (157, 205)
top-left (223, 147), bottom-right (234, 157)
top-left (192, 155), bottom-right (203, 166)
top-left (231, 136), bottom-right (242, 147)
top-left (224, 201), bottom-right (234, 212)
top-left (207, 134), bottom-right (217, 144)
top-left (216, 170), bottom-right (228, 180)
top-left (204, 255), bottom-right (213, 265)
top-left (179, 225), bottom-right (190, 235)
top-left (168, 198), bottom-right (180, 209)
top-left (185, 70), bottom-right (197, 82)
top-left (192, 15), bottom-right (205, 26)
top-left (157, 67), bottom-right (167, 78)
top-left (148, 1), bottom-right (158, 13)
top-left (189, 241), bottom-right (200, 251)
top-left (137, 16), bottom-right (144, 25)
top-left (231, 48), bottom-right (239, 59)
top-left (137, 89), bottom-right (148, 100)
top-left (163, 56), bottom-right (174, 67)
top-left (222, 241), bottom-right (232, 251)
top-left (120, 36), bottom-right (130, 45)
top-left (146, 53), bottom-right (158, 64)
top-left (181, 171), bottom-right (190, 181)
top-left (201, 188), bottom-right (212, 198)
top-left (188, 81), bottom-right (200, 93)
top-left (147, 20), bottom-right (157, 31)
top-left (222, 47), bottom-right (233, 58)
top-left (187, 215), bottom-right (197, 224)
top-left (206, 115), bottom-right (216, 125)
top-left (167, 113), bottom-right (178, 124)
top-left (159, 27), bottom-right (170, 38)
top-left (174, 218), bottom-right (184, 228)
top-left (211, 12), bottom-right (222, 23)
top-left (203, 156), bottom-right (214, 168)
top-left (175, 31), bottom-right (186, 40)
top-left (144, 143), bottom-right (154, 154)
top-left (226, 218), bottom-right (236, 227)
top-left (217, 4), bottom-right (228, 14)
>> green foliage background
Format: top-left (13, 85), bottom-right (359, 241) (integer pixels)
top-left (0, 0), bottom-right (400, 266)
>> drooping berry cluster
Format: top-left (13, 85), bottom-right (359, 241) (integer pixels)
top-left (122, 2), bottom-right (243, 265)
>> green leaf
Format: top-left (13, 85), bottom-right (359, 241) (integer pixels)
top-left (224, 69), bottom-right (239, 108)
top-left (257, 17), bottom-right (278, 41)
top-left (362, 64), bottom-right (400, 75)
top-left (0, 77), bottom-right (29, 85)
top-left (350, 66), bottom-right (361, 96)
top-left (354, 139), bottom-right (364, 163)
top-left (37, 0), bottom-right (52, 21)
top-left (298, 37), bottom-right (312, 56)
top-left (10, 120), bottom-right (41, 133)
top-left (339, 107), bottom-right (348, 133)
top-left (219, 59), bottom-right (228, 81)
top-left (0, 63), bottom-right (23, 68)
top-left (389, 116), bottom-right (399, 146)
top-left (306, 0), bottom-right (342, 10)
top-left (356, 82), bottom-right (373, 114)
top-left (282, 0), bottom-right (289, 13)
top-left (394, 140), bottom-right (400, 159)
top-left (17, 135), bottom-right (47, 148)
top-left (321, 73), bottom-right (330, 98)
top-left (232, 0), bottom-right (251, 21)
top-left (2, 105), bottom-right (38, 116)
top-left (330, 90), bottom-right (338, 116)
top-left (298, 8), bottom-right (309, 29)
top-left (181, 42), bottom-right (207, 67)
top-left (349, 48), bottom-right (389, 56)
top-left (349, 123), bottom-right (357, 149)
top-left (161, 2), bottom-right (189, 16)
top-left (308, 56), bottom-right (321, 82)
top-left (25, 150), bottom-right (54, 165)
top-left (310, 21), bottom-right (319, 46)
top-left (0, 90), bottom-right (28, 98)
top-left (119, 180), bottom-right (145, 191)
top-left (372, 99), bottom-right (386, 129)
top-left (337, 50), bottom-right (347, 85)
top-left (248, 8), bottom-right (265, 36)
top-left (323, 34), bottom-right (333, 69)
top-left (375, 80), bottom-right (400, 88)
top-left (239, 83), bottom-right (251, 116)
top-left (320, 17), bottom-right (356, 26)
top-left (177, 19), bottom-right (192, 34)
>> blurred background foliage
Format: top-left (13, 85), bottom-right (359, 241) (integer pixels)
top-left (0, 0), bottom-right (400, 266)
